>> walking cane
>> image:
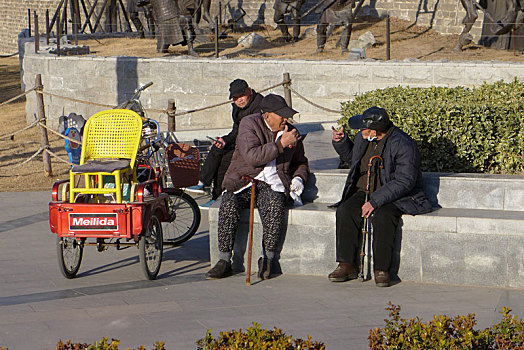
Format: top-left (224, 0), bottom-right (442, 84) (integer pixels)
top-left (242, 175), bottom-right (259, 285)
top-left (358, 155), bottom-right (383, 281)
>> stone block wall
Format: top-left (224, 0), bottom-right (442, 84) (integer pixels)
top-left (21, 41), bottom-right (524, 131)
top-left (0, 0), bottom-right (60, 55)
top-left (2, 0), bottom-right (483, 55)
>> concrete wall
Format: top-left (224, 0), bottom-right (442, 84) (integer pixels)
top-left (21, 42), bottom-right (524, 131)
top-left (3, 0), bottom-right (483, 55)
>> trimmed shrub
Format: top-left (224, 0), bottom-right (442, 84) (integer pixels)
top-left (54, 338), bottom-right (165, 350)
top-left (339, 80), bottom-right (524, 174)
top-left (196, 322), bottom-right (325, 349)
top-left (369, 302), bottom-right (524, 349)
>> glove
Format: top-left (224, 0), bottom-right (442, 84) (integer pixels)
top-left (290, 177), bottom-right (304, 195)
top-left (290, 177), bottom-right (304, 206)
top-left (290, 190), bottom-right (303, 206)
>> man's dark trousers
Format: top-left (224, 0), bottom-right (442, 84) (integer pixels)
top-left (199, 145), bottom-right (234, 199)
top-left (335, 191), bottom-right (402, 271)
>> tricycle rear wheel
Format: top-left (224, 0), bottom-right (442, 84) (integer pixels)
top-left (139, 214), bottom-right (163, 280)
top-left (57, 237), bottom-right (84, 279)
top-left (163, 192), bottom-right (201, 245)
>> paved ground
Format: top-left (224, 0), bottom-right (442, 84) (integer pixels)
top-left (1, 189), bottom-right (524, 349)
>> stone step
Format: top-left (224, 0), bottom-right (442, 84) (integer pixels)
top-left (208, 202), bottom-right (524, 288)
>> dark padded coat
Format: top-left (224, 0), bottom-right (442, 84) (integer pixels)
top-left (333, 126), bottom-right (432, 215)
top-left (222, 91), bottom-right (263, 147)
top-left (222, 113), bottom-right (309, 196)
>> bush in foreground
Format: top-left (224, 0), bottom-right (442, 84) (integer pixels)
top-left (196, 322), bottom-right (325, 349)
top-left (369, 302), bottom-right (524, 349)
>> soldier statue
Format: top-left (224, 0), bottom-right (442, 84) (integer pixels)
top-left (273, 0), bottom-right (305, 42)
top-left (128, 0), bottom-right (156, 38)
top-left (316, 0), bottom-right (363, 54)
top-left (142, 0), bottom-right (198, 55)
top-left (454, 0), bottom-right (524, 51)
top-left (493, 0), bottom-right (524, 35)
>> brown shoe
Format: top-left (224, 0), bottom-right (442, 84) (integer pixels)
top-left (374, 270), bottom-right (390, 287)
top-left (328, 262), bottom-right (358, 282)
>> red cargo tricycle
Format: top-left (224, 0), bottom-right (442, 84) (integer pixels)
top-left (49, 83), bottom-right (201, 280)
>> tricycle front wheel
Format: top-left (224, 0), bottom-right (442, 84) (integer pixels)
top-left (57, 237), bottom-right (84, 279)
top-left (139, 214), bottom-right (163, 280)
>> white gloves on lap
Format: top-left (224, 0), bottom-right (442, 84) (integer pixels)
top-left (290, 177), bottom-right (304, 206)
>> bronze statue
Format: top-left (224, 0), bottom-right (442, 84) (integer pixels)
top-left (316, 0), bottom-right (364, 54)
top-left (454, 0), bottom-right (524, 51)
top-left (454, 0), bottom-right (485, 51)
top-left (129, 0), bottom-right (156, 38)
top-left (493, 0), bottom-right (524, 35)
top-left (273, 0), bottom-right (305, 42)
top-left (142, 0), bottom-right (197, 55)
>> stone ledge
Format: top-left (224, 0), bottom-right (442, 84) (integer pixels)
top-left (207, 173), bottom-right (524, 288)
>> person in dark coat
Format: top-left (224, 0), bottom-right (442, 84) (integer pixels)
top-left (205, 94), bottom-right (309, 280)
top-left (328, 106), bottom-right (432, 287)
top-left (187, 79), bottom-right (263, 206)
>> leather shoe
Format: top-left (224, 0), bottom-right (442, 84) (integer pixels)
top-left (257, 257), bottom-right (272, 280)
top-left (205, 259), bottom-right (232, 280)
top-left (374, 270), bottom-right (390, 287)
top-left (328, 262), bottom-right (358, 282)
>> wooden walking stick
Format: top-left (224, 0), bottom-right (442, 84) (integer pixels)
top-left (242, 175), bottom-right (259, 285)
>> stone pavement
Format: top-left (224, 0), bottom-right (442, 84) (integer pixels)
top-left (1, 191), bottom-right (524, 349)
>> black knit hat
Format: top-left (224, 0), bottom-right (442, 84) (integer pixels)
top-left (229, 79), bottom-right (249, 99)
top-left (348, 106), bottom-right (393, 132)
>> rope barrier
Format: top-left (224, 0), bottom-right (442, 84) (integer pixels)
top-left (11, 147), bottom-right (44, 169)
top-left (37, 121), bottom-right (79, 143)
top-left (289, 86), bottom-right (341, 114)
top-left (168, 81), bottom-right (286, 117)
top-left (0, 118), bottom-right (41, 140)
top-left (45, 148), bottom-right (74, 165)
top-left (0, 88), bottom-right (36, 107)
top-left (37, 89), bottom-right (116, 109)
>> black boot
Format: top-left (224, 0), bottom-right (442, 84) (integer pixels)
top-left (257, 257), bottom-right (272, 280)
top-left (206, 259), bottom-right (232, 279)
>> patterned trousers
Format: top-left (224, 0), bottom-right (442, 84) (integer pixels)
top-left (217, 181), bottom-right (286, 254)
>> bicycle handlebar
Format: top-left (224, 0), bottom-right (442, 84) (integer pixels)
top-left (136, 81), bottom-right (153, 94)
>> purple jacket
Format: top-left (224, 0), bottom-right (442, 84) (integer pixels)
top-left (222, 113), bottom-right (309, 196)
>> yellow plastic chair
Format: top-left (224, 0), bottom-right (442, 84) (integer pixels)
top-left (69, 109), bottom-right (143, 203)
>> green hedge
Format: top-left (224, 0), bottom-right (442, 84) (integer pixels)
top-left (196, 322), bottom-right (325, 349)
top-left (339, 80), bottom-right (524, 174)
top-left (369, 302), bottom-right (524, 349)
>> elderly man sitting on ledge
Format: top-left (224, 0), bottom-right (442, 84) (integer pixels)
top-left (206, 94), bottom-right (309, 281)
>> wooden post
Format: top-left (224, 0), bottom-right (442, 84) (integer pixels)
top-left (35, 74), bottom-right (53, 177)
top-left (46, 9), bottom-right (50, 45)
top-left (218, 1), bottom-right (222, 25)
top-left (56, 7), bottom-right (61, 56)
top-left (214, 16), bottom-right (219, 58)
top-left (49, 0), bottom-right (66, 31)
top-left (70, 0), bottom-right (78, 45)
top-left (167, 99), bottom-right (176, 132)
top-left (34, 12), bottom-right (40, 53)
top-left (62, 0), bottom-right (68, 35)
top-left (28, 9), bottom-right (32, 37)
top-left (80, 0), bottom-right (98, 33)
top-left (283, 72), bottom-right (292, 108)
top-left (386, 15), bottom-right (391, 61)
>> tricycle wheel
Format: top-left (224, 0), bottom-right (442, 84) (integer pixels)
top-left (139, 214), bottom-right (163, 280)
top-left (163, 192), bottom-right (201, 245)
top-left (57, 237), bottom-right (84, 279)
